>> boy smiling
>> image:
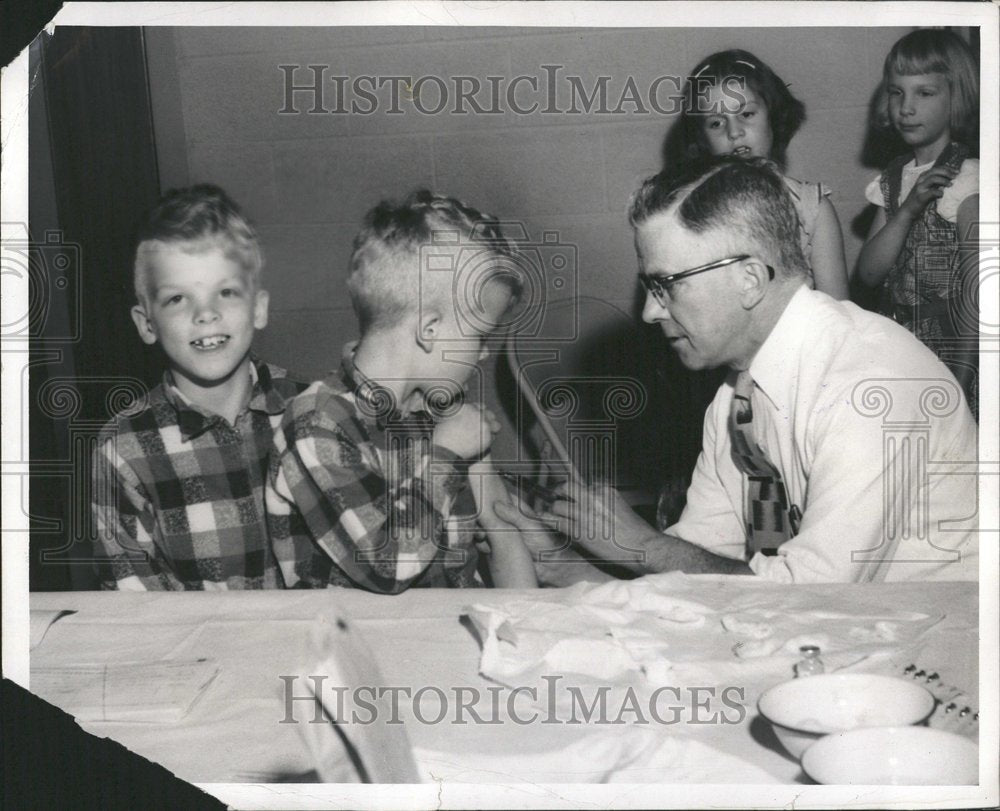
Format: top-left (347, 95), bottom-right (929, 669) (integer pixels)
top-left (92, 185), bottom-right (306, 590)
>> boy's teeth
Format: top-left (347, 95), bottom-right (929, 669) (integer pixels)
top-left (192, 335), bottom-right (229, 349)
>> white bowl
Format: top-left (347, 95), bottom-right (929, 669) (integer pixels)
top-left (757, 674), bottom-right (935, 759)
top-left (802, 726), bottom-right (979, 785)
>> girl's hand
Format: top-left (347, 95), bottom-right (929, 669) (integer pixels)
top-left (900, 166), bottom-right (958, 220)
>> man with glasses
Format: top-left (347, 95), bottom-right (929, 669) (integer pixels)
top-left (496, 157), bottom-right (978, 583)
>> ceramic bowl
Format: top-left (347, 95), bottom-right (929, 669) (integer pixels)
top-left (757, 674), bottom-right (935, 759)
top-left (802, 726), bottom-right (978, 785)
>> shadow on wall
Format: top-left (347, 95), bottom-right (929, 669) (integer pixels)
top-left (491, 293), bottom-right (723, 497)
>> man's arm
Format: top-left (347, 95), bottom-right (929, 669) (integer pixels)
top-left (536, 384), bottom-right (752, 577)
top-left (543, 486), bottom-right (752, 576)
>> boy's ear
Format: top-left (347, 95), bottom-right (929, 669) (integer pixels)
top-left (130, 304), bottom-right (159, 345)
top-left (253, 288), bottom-right (270, 330)
top-left (416, 310), bottom-right (441, 354)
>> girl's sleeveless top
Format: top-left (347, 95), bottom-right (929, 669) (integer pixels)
top-left (782, 175), bottom-right (830, 286)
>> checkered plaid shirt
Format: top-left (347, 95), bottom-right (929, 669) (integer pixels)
top-left (266, 355), bottom-right (483, 591)
top-left (92, 358), bottom-right (307, 590)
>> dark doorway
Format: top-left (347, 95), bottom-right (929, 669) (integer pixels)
top-left (29, 27), bottom-right (163, 590)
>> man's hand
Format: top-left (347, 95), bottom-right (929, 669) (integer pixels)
top-left (541, 481), bottom-right (652, 569)
top-left (432, 403), bottom-right (501, 459)
top-left (492, 500), bottom-right (613, 586)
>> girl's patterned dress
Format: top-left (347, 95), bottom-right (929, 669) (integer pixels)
top-left (877, 142), bottom-right (977, 419)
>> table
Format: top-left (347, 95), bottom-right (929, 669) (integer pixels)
top-left (28, 577), bottom-right (978, 793)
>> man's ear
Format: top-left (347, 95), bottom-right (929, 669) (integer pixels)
top-left (130, 304), bottom-right (159, 345)
top-left (253, 288), bottom-right (270, 330)
top-left (416, 310), bottom-right (441, 354)
top-left (738, 258), bottom-right (771, 310)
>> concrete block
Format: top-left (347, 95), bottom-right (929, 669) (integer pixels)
top-left (272, 136), bottom-right (436, 224)
top-left (434, 127), bottom-right (605, 218)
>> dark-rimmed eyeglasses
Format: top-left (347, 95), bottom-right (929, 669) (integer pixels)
top-left (639, 254), bottom-right (775, 306)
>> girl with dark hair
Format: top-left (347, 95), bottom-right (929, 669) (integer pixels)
top-left (680, 49), bottom-right (850, 300)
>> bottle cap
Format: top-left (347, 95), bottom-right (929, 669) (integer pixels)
top-left (799, 645), bottom-right (821, 655)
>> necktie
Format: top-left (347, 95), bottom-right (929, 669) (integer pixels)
top-left (728, 371), bottom-right (797, 557)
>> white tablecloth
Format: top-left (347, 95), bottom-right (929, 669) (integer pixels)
top-left (28, 576), bottom-right (977, 786)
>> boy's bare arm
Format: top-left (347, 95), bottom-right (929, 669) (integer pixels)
top-left (468, 457), bottom-right (537, 588)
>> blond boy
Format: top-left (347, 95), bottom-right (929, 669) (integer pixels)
top-left (266, 191), bottom-right (536, 591)
top-left (92, 185), bottom-right (305, 589)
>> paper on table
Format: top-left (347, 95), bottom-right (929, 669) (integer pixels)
top-left (29, 609), bottom-right (76, 650)
top-left (31, 659), bottom-right (220, 723)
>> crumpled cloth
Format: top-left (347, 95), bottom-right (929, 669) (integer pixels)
top-left (464, 573), bottom-right (943, 699)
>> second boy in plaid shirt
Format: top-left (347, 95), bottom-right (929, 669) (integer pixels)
top-left (266, 191), bottom-right (537, 591)
top-left (92, 186), bottom-right (306, 590)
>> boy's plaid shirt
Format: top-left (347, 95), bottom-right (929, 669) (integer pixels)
top-left (92, 358), bottom-right (307, 590)
top-left (266, 355), bottom-right (483, 591)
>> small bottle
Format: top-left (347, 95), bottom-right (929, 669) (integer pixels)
top-left (794, 645), bottom-right (825, 678)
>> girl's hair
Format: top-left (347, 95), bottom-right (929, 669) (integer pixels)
top-left (680, 49), bottom-right (806, 168)
top-left (875, 29), bottom-right (979, 148)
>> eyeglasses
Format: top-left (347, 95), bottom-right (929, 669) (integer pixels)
top-left (639, 254), bottom-right (775, 306)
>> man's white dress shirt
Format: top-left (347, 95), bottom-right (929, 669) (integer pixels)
top-left (667, 285), bottom-right (978, 583)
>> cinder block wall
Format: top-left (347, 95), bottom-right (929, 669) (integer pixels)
top-left (144, 25), bottom-right (914, 483)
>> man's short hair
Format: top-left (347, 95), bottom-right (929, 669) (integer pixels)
top-left (133, 184), bottom-right (263, 305)
top-left (627, 156), bottom-right (809, 280)
top-left (348, 189), bottom-right (520, 335)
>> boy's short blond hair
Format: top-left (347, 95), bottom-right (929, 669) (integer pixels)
top-left (348, 190), bottom-right (520, 335)
top-left (133, 184), bottom-right (263, 306)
